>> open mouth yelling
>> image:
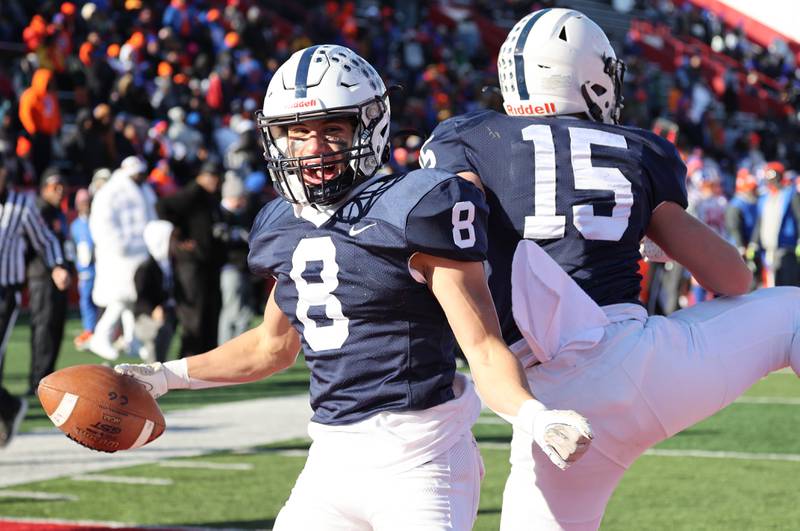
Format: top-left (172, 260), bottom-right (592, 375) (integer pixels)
top-left (302, 158), bottom-right (346, 185)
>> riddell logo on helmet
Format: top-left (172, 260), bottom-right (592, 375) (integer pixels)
top-left (288, 99), bottom-right (318, 109)
top-left (505, 102), bottom-right (557, 116)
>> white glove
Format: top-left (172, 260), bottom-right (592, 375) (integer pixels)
top-left (516, 400), bottom-right (593, 470)
top-left (114, 361), bottom-right (187, 399)
top-left (640, 237), bottom-right (670, 263)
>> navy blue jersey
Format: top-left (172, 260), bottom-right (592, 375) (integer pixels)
top-left (423, 110), bottom-right (687, 344)
top-left (248, 169), bottom-right (488, 425)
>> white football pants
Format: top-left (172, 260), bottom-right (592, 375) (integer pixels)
top-left (273, 431), bottom-right (483, 531)
top-left (501, 241), bottom-right (800, 530)
top-left (89, 301), bottom-right (136, 361)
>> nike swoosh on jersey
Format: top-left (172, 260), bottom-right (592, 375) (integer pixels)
top-left (349, 223), bottom-right (377, 236)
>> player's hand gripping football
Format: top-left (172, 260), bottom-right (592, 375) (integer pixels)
top-left (518, 400), bottom-right (593, 470)
top-left (114, 362), bottom-right (169, 400)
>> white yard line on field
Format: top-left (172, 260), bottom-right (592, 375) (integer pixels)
top-left (159, 460), bottom-right (254, 470)
top-left (0, 490), bottom-right (79, 501)
top-left (70, 474), bottom-right (173, 485)
top-left (644, 448), bottom-right (800, 462)
top-left (735, 396), bottom-right (800, 405)
top-left (478, 442), bottom-right (800, 463)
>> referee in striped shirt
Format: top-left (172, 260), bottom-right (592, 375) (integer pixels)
top-left (0, 157), bottom-right (69, 448)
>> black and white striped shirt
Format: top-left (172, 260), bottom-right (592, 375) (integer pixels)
top-left (0, 188), bottom-right (63, 287)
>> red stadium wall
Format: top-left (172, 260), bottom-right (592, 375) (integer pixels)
top-left (628, 19), bottom-right (793, 118)
top-left (675, 0), bottom-right (800, 55)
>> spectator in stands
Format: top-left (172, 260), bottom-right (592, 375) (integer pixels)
top-left (0, 156), bottom-right (67, 448)
top-left (727, 168), bottom-right (761, 288)
top-left (70, 187), bottom-right (96, 350)
top-left (18, 68), bottom-right (61, 180)
top-left (88, 156), bottom-right (157, 361)
top-left (688, 167), bottom-right (729, 302)
top-left (88, 166), bottom-right (110, 195)
top-left (9, 136), bottom-right (37, 188)
top-left (156, 160), bottom-right (222, 357)
top-left (78, 39), bottom-right (116, 106)
top-left (750, 162), bottom-right (800, 287)
top-left (133, 220), bottom-right (177, 364)
top-left (216, 173), bottom-right (254, 343)
top-left (166, 106), bottom-right (202, 166)
top-left (63, 108), bottom-right (96, 187)
top-left (26, 168), bottom-right (71, 394)
top-left (84, 104), bottom-right (118, 174)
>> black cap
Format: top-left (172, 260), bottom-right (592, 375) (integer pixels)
top-left (40, 166), bottom-right (63, 187)
top-left (198, 160), bottom-right (222, 177)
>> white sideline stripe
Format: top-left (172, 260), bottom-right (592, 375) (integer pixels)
top-left (49, 392), bottom-right (78, 427)
top-left (644, 449), bottom-right (800, 463)
top-left (159, 460), bottom-right (253, 471)
top-left (479, 442), bottom-right (509, 450)
top-left (475, 397), bottom-right (800, 426)
top-left (0, 394), bottom-right (310, 488)
top-left (0, 490), bottom-right (78, 501)
top-left (71, 474), bottom-right (173, 485)
top-left (735, 396), bottom-right (800, 405)
top-left (272, 449), bottom-right (309, 457)
top-left (478, 442), bottom-right (800, 464)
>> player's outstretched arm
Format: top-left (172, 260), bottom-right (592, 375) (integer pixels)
top-left (646, 201), bottom-right (752, 296)
top-left (411, 252), bottom-right (593, 470)
top-left (116, 287), bottom-right (301, 398)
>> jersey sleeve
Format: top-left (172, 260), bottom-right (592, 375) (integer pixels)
top-left (247, 198), bottom-right (287, 279)
top-left (421, 117), bottom-right (474, 174)
top-left (641, 134), bottom-right (688, 210)
top-left (405, 174), bottom-right (488, 262)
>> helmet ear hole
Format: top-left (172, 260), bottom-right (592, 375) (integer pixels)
top-left (591, 84), bottom-right (607, 96)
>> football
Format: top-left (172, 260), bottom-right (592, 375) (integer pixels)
top-left (38, 364), bottom-right (165, 452)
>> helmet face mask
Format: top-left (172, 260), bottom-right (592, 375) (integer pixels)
top-left (257, 45), bottom-right (390, 207)
top-left (498, 8), bottom-right (625, 125)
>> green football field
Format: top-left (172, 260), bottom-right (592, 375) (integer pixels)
top-left (2, 315), bottom-right (799, 530)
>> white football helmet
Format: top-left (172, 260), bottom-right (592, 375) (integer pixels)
top-left (256, 45), bottom-right (390, 206)
top-left (497, 8), bottom-right (625, 124)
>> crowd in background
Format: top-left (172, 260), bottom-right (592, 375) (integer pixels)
top-left (0, 0), bottom-right (798, 393)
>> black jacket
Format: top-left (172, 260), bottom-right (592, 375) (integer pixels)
top-left (134, 256), bottom-right (169, 317)
top-left (156, 181), bottom-right (222, 266)
top-left (27, 197), bottom-right (70, 280)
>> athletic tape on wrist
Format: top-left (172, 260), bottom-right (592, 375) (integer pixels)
top-left (514, 399), bottom-right (548, 435)
top-left (162, 359), bottom-right (233, 390)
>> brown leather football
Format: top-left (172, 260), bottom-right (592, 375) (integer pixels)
top-left (38, 364), bottom-right (165, 452)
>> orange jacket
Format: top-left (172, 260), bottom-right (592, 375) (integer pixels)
top-left (18, 69), bottom-right (61, 135)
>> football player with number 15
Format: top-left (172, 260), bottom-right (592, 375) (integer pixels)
top-left (422, 8), bottom-right (800, 530)
top-left (116, 45), bottom-right (592, 530)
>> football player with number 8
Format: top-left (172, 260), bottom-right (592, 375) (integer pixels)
top-left (115, 45), bottom-right (592, 530)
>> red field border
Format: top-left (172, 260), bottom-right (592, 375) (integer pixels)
top-left (0, 518), bottom-right (248, 531)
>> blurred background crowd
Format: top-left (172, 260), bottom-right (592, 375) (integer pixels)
top-left (0, 0), bottom-right (798, 390)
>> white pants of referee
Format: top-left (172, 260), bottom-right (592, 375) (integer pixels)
top-left (501, 241), bottom-right (800, 530)
top-left (89, 300), bottom-right (137, 361)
